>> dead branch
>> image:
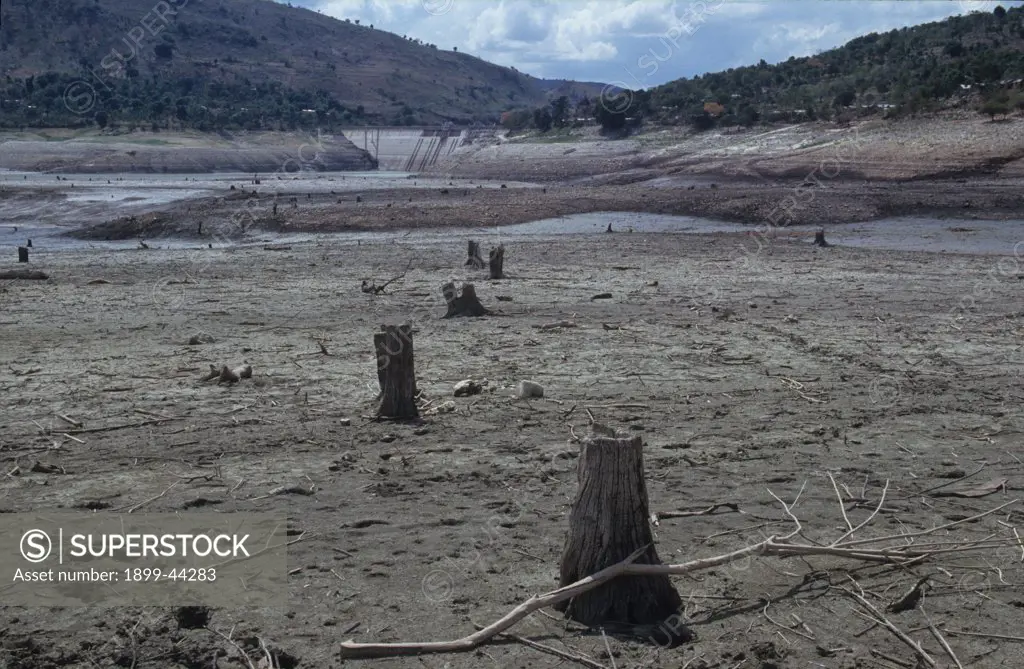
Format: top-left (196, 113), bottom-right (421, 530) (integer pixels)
top-left (63, 418), bottom-right (178, 435)
top-left (338, 492), bottom-right (1018, 661)
top-left (652, 503), bottom-right (740, 523)
top-left (339, 546), bottom-right (651, 659)
top-left (840, 586), bottom-right (936, 667)
top-left (470, 623), bottom-right (607, 669)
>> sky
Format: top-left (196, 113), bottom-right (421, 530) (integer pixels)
top-left (286, 1), bottom-right (1023, 86)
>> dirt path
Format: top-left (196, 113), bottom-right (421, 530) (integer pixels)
top-left (1, 232), bottom-right (1022, 668)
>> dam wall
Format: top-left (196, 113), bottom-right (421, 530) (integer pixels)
top-left (338, 126), bottom-right (503, 171)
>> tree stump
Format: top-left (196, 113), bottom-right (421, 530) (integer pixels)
top-left (26, 239), bottom-right (32, 248)
top-left (488, 245), bottom-right (505, 279)
top-left (465, 240), bottom-right (486, 269)
top-left (555, 425), bottom-right (689, 644)
top-left (17, 247), bottom-right (28, 263)
top-left (442, 282), bottom-right (489, 318)
top-left (814, 228), bottom-right (830, 247)
top-left (374, 325), bottom-right (418, 419)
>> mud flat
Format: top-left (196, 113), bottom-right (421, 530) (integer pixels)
top-left (1, 230), bottom-right (1023, 668)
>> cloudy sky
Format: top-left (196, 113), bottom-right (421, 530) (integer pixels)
top-left (288, 1), bottom-right (1021, 86)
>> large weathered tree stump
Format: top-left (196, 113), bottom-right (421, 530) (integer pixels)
top-left (814, 228), bottom-right (830, 247)
top-left (18, 246), bottom-right (29, 263)
top-left (555, 425), bottom-right (688, 644)
top-left (442, 282), bottom-right (489, 318)
top-left (488, 245), bottom-right (505, 279)
top-left (465, 240), bottom-right (486, 269)
top-left (374, 325), bottom-right (418, 419)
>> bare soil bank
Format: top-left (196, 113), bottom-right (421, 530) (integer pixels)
top-left (43, 113), bottom-right (1022, 240)
top-left (428, 113), bottom-right (1024, 182)
top-left (76, 176), bottom-right (1024, 241)
top-left (1, 233), bottom-right (1022, 668)
top-left (0, 130), bottom-right (375, 174)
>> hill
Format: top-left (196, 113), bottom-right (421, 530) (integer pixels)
top-left (0, 0), bottom-right (604, 131)
top-left (644, 4), bottom-right (1024, 127)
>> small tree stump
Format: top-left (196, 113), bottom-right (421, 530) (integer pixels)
top-left (17, 246), bottom-right (28, 263)
top-left (26, 239), bottom-right (32, 248)
top-left (488, 245), bottom-right (505, 279)
top-left (465, 240), bottom-right (486, 269)
top-left (814, 228), bottom-right (830, 247)
top-left (555, 425), bottom-right (688, 644)
top-left (442, 282), bottom-right (489, 318)
top-left (374, 325), bottom-right (418, 419)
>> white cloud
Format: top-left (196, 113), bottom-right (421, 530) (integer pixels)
top-left (293, 0), bottom-right (1024, 84)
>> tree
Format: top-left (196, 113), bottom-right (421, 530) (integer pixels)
top-left (833, 88), bottom-right (856, 108)
top-left (737, 104), bottom-right (759, 127)
top-left (533, 107), bottom-right (552, 132)
top-left (994, 5), bottom-right (1007, 19)
top-left (550, 96), bottom-right (569, 128)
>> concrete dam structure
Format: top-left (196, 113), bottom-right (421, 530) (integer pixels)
top-left (338, 126), bottom-right (502, 171)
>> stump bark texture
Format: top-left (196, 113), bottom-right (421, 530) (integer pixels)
top-left (555, 425), bottom-right (683, 634)
top-left (814, 229), bottom-right (830, 247)
top-left (465, 240), bottom-right (486, 269)
top-left (488, 245), bottom-right (505, 279)
top-left (442, 282), bottom-right (489, 318)
top-left (374, 325), bottom-right (418, 419)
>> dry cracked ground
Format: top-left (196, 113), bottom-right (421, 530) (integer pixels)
top-left (1, 230), bottom-right (1023, 668)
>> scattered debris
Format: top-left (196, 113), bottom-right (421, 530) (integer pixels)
top-left (454, 379), bottom-right (484, 397)
top-left (200, 363), bottom-right (252, 383)
top-left (591, 293), bottom-right (613, 301)
top-left (534, 320), bottom-right (576, 330)
top-left (188, 333), bottom-right (216, 345)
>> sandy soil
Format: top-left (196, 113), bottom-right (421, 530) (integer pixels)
top-left (2, 232), bottom-right (1023, 668)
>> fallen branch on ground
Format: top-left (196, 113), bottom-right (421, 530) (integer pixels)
top-left (339, 487), bottom-right (1018, 660)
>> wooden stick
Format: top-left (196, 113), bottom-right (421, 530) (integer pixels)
top-left (940, 628), bottom-right (1024, 642)
top-left (113, 482), bottom-right (179, 514)
top-left (57, 414), bottom-right (82, 428)
top-left (64, 418), bottom-right (178, 435)
top-left (471, 623), bottom-right (607, 669)
top-left (832, 480), bottom-right (890, 546)
top-left (837, 499), bottom-right (1018, 548)
top-left (339, 546), bottom-right (650, 658)
top-left (841, 587), bottom-right (936, 667)
top-left (925, 615), bottom-right (963, 669)
top-left (338, 492), bottom-right (1009, 661)
top-left (829, 472), bottom-right (855, 533)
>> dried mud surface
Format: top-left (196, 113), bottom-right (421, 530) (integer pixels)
top-left (2, 233), bottom-right (1023, 668)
